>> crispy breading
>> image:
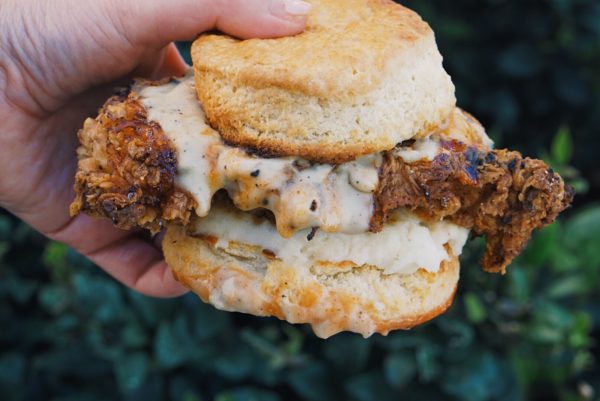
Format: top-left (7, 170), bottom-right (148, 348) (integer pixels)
top-left (70, 91), bottom-right (195, 234)
top-left (71, 93), bottom-right (572, 272)
top-left (373, 141), bottom-right (574, 273)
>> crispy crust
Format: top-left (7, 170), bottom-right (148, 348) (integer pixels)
top-left (373, 141), bottom-right (574, 273)
top-left (164, 224), bottom-right (460, 338)
top-left (192, 0), bottom-right (455, 162)
top-left (69, 89), bottom-right (195, 233)
top-left (70, 88), bottom-right (572, 272)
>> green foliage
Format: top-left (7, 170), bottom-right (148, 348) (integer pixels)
top-left (2, 1), bottom-right (600, 400)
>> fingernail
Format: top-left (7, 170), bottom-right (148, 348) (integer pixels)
top-left (270, 0), bottom-right (311, 19)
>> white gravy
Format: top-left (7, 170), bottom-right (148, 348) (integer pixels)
top-left (135, 73), bottom-right (443, 237)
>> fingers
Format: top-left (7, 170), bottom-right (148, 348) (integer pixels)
top-left (111, 0), bottom-right (310, 47)
top-left (47, 214), bottom-right (188, 298)
top-left (86, 234), bottom-right (188, 298)
top-left (133, 43), bottom-right (189, 81)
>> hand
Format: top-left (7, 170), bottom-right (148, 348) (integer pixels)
top-left (0, 0), bottom-right (309, 297)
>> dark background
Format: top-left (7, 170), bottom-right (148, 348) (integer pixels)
top-left (1, 0), bottom-right (600, 400)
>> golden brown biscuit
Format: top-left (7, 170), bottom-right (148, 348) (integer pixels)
top-left (192, 0), bottom-right (455, 162)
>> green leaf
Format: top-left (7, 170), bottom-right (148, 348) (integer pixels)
top-left (38, 284), bottom-right (71, 315)
top-left (519, 222), bottom-right (560, 267)
top-left (436, 318), bottom-right (474, 348)
top-left (323, 333), bottom-right (371, 373)
top-left (188, 297), bottom-right (231, 340)
top-left (214, 387), bottom-right (280, 401)
top-left (568, 178), bottom-right (589, 194)
top-left (114, 352), bottom-right (150, 394)
top-left (564, 206), bottom-right (600, 266)
top-left (281, 325), bottom-right (304, 356)
top-left (416, 344), bottom-right (441, 382)
top-left (214, 346), bottom-right (257, 381)
top-left (499, 44), bottom-right (542, 78)
top-left (73, 273), bottom-right (125, 323)
top-left (345, 371), bottom-right (396, 401)
top-left (240, 328), bottom-right (286, 369)
top-left (0, 353), bottom-right (25, 388)
top-left (3, 275), bottom-right (38, 304)
top-left (286, 362), bottom-right (338, 401)
top-left (551, 125), bottom-right (573, 164)
top-left (441, 353), bottom-right (510, 401)
top-left (169, 376), bottom-right (204, 401)
top-left (549, 249), bottom-right (580, 273)
top-left (121, 319), bottom-right (150, 349)
top-left (0, 241), bottom-right (10, 260)
top-left (0, 215), bottom-right (12, 240)
top-left (463, 292), bottom-right (486, 324)
top-left (567, 313), bottom-right (593, 348)
top-left (507, 267), bottom-right (530, 302)
top-left (154, 318), bottom-right (193, 369)
top-left (383, 352), bottom-right (416, 388)
top-left (545, 275), bottom-right (588, 299)
top-left (42, 241), bottom-right (70, 280)
top-left (127, 291), bottom-right (178, 326)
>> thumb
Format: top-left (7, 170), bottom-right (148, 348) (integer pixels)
top-left (113, 0), bottom-right (311, 46)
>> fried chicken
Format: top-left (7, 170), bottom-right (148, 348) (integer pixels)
top-left (373, 141), bottom-right (574, 273)
top-left (71, 91), bottom-right (573, 273)
top-left (70, 92), bottom-right (195, 234)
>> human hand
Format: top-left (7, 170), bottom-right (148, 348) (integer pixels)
top-left (0, 0), bottom-right (309, 297)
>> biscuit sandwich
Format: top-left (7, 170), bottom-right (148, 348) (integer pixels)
top-left (70, 0), bottom-right (573, 338)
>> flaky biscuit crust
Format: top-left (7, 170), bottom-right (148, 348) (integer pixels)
top-left (164, 224), bottom-right (460, 338)
top-left (192, 0), bottom-right (456, 162)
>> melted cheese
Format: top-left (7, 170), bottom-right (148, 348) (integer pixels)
top-left (192, 204), bottom-right (470, 276)
top-left (135, 73), bottom-right (449, 236)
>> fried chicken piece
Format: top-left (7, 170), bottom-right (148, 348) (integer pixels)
top-left (70, 91), bottom-right (195, 234)
top-left (372, 141), bottom-right (574, 273)
top-left (71, 91), bottom-right (572, 273)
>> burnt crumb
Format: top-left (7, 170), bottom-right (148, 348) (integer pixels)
top-left (396, 139), bottom-right (416, 148)
top-left (464, 166), bottom-right (478, 182)
top-left (114, 84), bottom-right (132, 98)
top-left (240, 143), bottom-right (281, 159)
top-left (102, 201), bottom-right (116, 213)
top-left (293, 159), bottom-right (312, 171)
top-left (507, 158), bottom-right (518, 172)
top-left (465, 147), bottom-right (480, 165)
top-left (485, 153), bottom-right (497, 163)
top-left (307, 227), bottom-right (318, 241)
top-left (262, 249), bottom-right (276, 258)
top-left (170, 78), bottom-right (181, 84)
top-left (127, 185), bottom-right (137, 199)
top-left (250, 169), bottom-right (260, 177)
top-left (262, 198), bottom-right (269, 206)
top-left (441, 140), bottom-right (467, 152)
top-left (310, 199), bottom-right (318, 211)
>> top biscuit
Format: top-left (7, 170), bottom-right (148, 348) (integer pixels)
top-left (192, 0), bottom-right (455, 162)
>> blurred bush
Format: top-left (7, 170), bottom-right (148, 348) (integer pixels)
top-left (2, 0), bottom-right (600, 400)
